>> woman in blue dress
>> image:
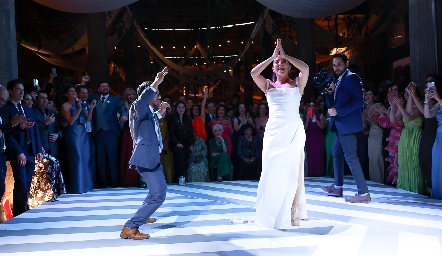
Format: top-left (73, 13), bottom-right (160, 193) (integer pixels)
top-left (60, 85), bottom-right (96, 193)
top-left (423, 78), bottom-right (442, 199)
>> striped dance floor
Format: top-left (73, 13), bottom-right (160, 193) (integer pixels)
top-left (1, 176), bottom-right (441, 256)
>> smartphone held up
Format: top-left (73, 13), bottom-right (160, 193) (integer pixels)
top-left (428, 82), bottom-right (435, 92)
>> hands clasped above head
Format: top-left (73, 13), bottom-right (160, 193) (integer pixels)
top-left (272, 38), bottom-right (286, 60)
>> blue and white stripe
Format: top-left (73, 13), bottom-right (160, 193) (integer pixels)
top-left (1, 177), bottom-right (441, 256)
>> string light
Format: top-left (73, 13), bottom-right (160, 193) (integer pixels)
top-left (165, 55), bottom-right (238, 59)
top-left (147, 21), bottom-right (254, 31)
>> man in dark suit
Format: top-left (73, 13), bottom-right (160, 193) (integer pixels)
top-left (321, 54), bottom-right (370, 203)
top-left (33, 91), bottom-right (62, 157)
top-left (120, 67), bottom-right (169, 240)
top-left (3, 80), bottom-right (43, 216)
top-left (0, 85), bottom-right (27, 204)
top-left (91, 82), bottom-right (127, 188)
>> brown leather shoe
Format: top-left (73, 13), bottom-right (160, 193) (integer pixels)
top-left (345, 193), bottom-right (371, 203)
top-left (145, 217), bottom-right (157, 224)
top-left (120, 226), bottom-right (150, 240)
top-left (321, 184), bottom-right (343, 197)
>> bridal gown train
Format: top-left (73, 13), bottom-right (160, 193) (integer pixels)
top-left (254, 85), bottom-right (308, 229)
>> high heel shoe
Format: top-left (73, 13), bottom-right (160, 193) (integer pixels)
top-left (291, 206), bottom-right (301, 226)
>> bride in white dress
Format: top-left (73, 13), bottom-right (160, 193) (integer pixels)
top-left (250, 38), bottom-right (309, 229)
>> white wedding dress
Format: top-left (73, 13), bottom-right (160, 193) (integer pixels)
top-left (254, 84), bottom-right (308, 229)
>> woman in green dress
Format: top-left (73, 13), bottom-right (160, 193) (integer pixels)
top-left (208, 124), bottom-right (233, 181)
top-left (392, 87), bottom-right (424, 193)
top-left (187, 131), bottom-right (209, 182)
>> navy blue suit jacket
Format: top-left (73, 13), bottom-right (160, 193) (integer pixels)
top-left (2, 101), bottom-right (42, 160)
top-left (128, 87), bottom-right (161, 169)
top-left (33, 107), bottom-right (62, 156)
top-left (91, 94), bottom-right (126, 135)
top-left (329, 70), bottom-right (364, 135)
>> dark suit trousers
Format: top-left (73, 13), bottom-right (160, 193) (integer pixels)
top-left (172, 146), bottom-right (189, 182)
top-left (125, 164), bottom-right (166, 229)
top-left (11, 153), bottom-right (35, 216)
top-left (0, 153), bottom-right (6, 201)
top-left (332, 132), bottom-right (369, 194)
top-left (96, 129), bottom-right (118, 186)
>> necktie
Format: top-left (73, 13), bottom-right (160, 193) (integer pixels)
top-left (101, 96), bottom-right (105, 103)
top-left (17, 103), bottom-right (24, 116)
top-left (17, 103), bottom-right (31, 144)
top-left (153, 114), bottom-right (163, 153)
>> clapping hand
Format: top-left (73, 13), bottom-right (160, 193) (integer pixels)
top-left (20, 118), bottom-right (34, 129)
top-left (10, 114), bottom-right (26, 127)
top-left (76, 98), bottom-right (82, 110)
top-left (90, 100), bottom-right (97, 110)
top-left (45, 114), bottom-right (55, 125)
top-left (392, 96), bottom-right (403, 107)
top-left (376, 104), bottom-right (388, 115)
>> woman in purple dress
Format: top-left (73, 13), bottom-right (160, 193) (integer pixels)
top-left (305, 102), bottom-right (326, 176)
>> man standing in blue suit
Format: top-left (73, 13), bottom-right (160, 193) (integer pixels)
top-left (92, 82), bottom-right (127, 188)
top-left (0, 85), bottom-right (27, 210)
top-left (120, 67), bottom-right (170, 240)
top-left (3, 79), bottom-right (43, 216)
top-left (321, 54), bottom-right (371, 203)
top-left (33, 91), bottom-right (62, 157)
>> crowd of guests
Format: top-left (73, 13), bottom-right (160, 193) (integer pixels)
top-left (302, 74), bottom-right (442, 200)
top-left (1, 70), bottom-right (441, 220)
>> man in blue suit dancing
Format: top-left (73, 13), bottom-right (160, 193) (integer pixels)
top-left (120, 67), bottom-right (170, 240)
top-left (321, 53), bottom-right (371, 203)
